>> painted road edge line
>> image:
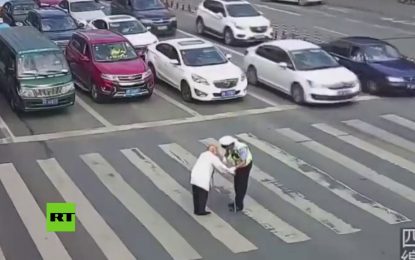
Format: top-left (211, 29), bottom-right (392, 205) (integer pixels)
top-left (313, 26), bottom-right (348, 36)
top-left (159, 143), bottom-right (310, 243)
top-left (81, 153), bottom-right (201, 260)
top-left (37, 158), bottom-right (136, 260)
top-left (200, 137), bottom-right (360, 234)
top-left (254, 4), bottom-right (301, 16)
top-left (0, 163), bottom-right (71, 260)
top-left (238, 133), bottom-right (408, 224)
top-left (0, 114), bottom-right (14, 141)
top-left (154, 90), bottom-right (201, 116)
top-left (122, 147), bottom-right (258, 252)
top-left (75, 94), bottom-right (113, 127)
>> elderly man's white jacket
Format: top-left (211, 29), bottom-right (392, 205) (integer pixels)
top-left (191, 151), bottom-right (234, 191)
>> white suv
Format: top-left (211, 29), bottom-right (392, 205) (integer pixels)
top-left (196, 0), bottom-right (272, 45)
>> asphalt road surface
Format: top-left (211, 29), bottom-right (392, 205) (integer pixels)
top-left (1, 2), bottom-right (415, 260)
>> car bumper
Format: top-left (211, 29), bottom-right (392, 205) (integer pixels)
top-left (305, 86), bottom-right (360, 104)
top-left (190, 80), bottom-right (248, 101)
top-left (142, 21), bottom-right (177, 35)
top-left (100, 77), bottom-right (155, 98)
top-left (233, 27), bottom-right (273, 42)
top-left (18, 91), bottom-right (75, 111)
top-left (380, 81), bottom-right (415, 93)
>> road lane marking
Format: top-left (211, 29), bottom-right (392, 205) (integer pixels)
top-left (154, 89), bottom-right (201, 116)
top-left (5, 106), bottom-right (296, 144)
top-left (200, 138), bottom-right (360, 234)
top-left (343, 119), bottom-right (415, 153)
top-left (247, 90), bottom-right (288, 107)
top-left (81, 153), bottom-right (201, 260)
top-left (0, 115), bottom-right (14, 142)
top-left (254, 4), bottom-right (302, 16)
top-left (158, 143), bottom-right (310, 243)
top-left (37, 158), bottom-right (136, 260)
top-left (345, 18), bottom-right (362, 23)
top-left (381, 114), bottom-right (415, 132)
top-left (0, 164), bottom-right (71, 260)
top-left (278, 127), bottom-right (414, 222)
top-left (312, 123), bottom-right (415, 178)
top-left (75, 94), bottom-right (113, 127)
top-left (237, 133), bottom-right (408, 224)
top-left (355, 95), bottom-right (381, 101)
top-left (314, 26), bottom-right (348, 36)
top-left (0, 246), bottom-right (5, 260)
top-left (122, 147), bottom-right (258, 251)
top-left (324, 6), bottom-right (349, 13)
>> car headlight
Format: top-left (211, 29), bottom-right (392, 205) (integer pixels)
top-left (61, 82), bottom-right (75, 93)
top-left (143, 69), bottom-right (152, 78)
top-left (191, 74), bottom-right (209, 85)
top-left (234, 23), bottom-right (245, 30)
top-left (194, 89), bottom-right (208, 97)
top-left (387, 76), bottom-right (405, 82)
top-left (101, 74), bottom-right (118, 81)
top-left (18, 87), bottom-right (35, 97)
top-left (140, 19), bottom-right (153, 24)
top-left (241, 72), bottom-right (246, 81)
top-left (169, 17), bottom-right (177, 22)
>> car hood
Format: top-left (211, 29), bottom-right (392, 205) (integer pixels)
top-left (45, 29), bottom-right (77, 41)
top-left (188, 62), bottom-right (242, 81)
top-left (232, 16), bottom-right (270, 28)
top-left (123, 31), bottom-right (158, 47)
top-left (95, 59), bottom-right (147, 75)
top-left (368, 59), bottom-right (415, 77)
top-left (133, 8), bottom-right (173, 19)
top-left (71, 10), bottom-right (106, 22)
top-left (298, 66), bottom-right (357, 86)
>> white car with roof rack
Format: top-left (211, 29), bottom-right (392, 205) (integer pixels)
top-left (147, 38), bottom-right (248, 102)
top-left (87, 15), bottom-right (158, 56)
top-left (196, 0), bottom-right (272, 45)
top-left (243, 39), bottom-right (360, 104)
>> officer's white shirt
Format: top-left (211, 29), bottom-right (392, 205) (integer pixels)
top-left (191, 151), bottom-right (234, 191)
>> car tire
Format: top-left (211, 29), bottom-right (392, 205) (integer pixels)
top-left (148, 63), bottom-right (159, 83)
top-left (247, 66), bottom-right (258, 85)
top-left (366, 80), bottom-right (380, 95)
top-left (9, 95), bottom-right (20, 113)
top-left (291, 83), bottom-right (305, 104)
top-left (144, 90), bottom-right (153, 99)
top-left (91, 83), bottom-right (105, 103)
top-left (180, 81), bottom-right (193, 102)
top-left (196, 17), bottom-right (205, 34)
top-left (224, 28), bottom-right (235, 46)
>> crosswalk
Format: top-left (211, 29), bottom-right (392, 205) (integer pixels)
top-left (1, 113), bottom-right (415, 259)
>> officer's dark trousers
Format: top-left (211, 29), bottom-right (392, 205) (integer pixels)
top-left (192, 185), bottom-right (208, 214)
top-left (234, 161), bottom-right (253, 210)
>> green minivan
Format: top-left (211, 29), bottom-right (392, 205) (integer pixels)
top-left (0, 26), bottom-right (75, 112)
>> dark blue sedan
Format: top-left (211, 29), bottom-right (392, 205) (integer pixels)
top-left (323, 36), bottom-right (415, 95)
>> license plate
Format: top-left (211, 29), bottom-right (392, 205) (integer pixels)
top-left (158, 26), bottom-right (168, 30)
top-left (42, 98), bottom-right (58, 105)
top-left (126, 88), bottom-right (142, 96)
top-left (407, 84), bottom-right (415, 89)
top-left (221, 90), bottom-right (236, 97)
top-left (337, 90), bottom-right (351, 95)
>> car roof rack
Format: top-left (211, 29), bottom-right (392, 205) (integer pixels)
top-left (177, 39), bottom-right (205, 46)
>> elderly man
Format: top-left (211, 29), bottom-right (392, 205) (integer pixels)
top-left (191, 145), bottom-right (235, 216)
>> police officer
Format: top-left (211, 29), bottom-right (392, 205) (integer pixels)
top-left (219, 136), bottom-right (253, 212)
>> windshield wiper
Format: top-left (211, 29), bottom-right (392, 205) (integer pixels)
top-left (44, 69), bottom-right (69, 74)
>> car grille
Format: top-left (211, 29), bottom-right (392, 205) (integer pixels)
top-left (151, 18), bottom-right (169, 24)
top-left (117, 74), bottom-right (143, 81)
top-left (404, 76), bottom-right (415, 82)
top-left (214, 78), bottom-right (238, 89)
top-left (33, 86), bottom-right (63, 97)
top-left (250, 26), bottom-right (267, 33)
top-left (327, 82), bottom-right (355, 90)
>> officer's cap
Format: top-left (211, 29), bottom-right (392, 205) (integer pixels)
top-left (219, 136), bottom-right (236, 146)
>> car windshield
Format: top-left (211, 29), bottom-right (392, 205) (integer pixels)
top-left (41, 16), bottom-right (77, 32)
top-left (133, 0), bottom-right (165, 10)
top-left (290, 48), bottom-right (340, 71)
top-left (70, 1), bottom-right (100, 12)
top-left (226, 4), bottom-right (259, 17)
top-left (13, 4), bottom-right (36, 15)
top-left (17, 51), bottom-right (69, 77)
top-left (363, 44), bottom-right (401, 62)
top-left (180, 47), bottom-right (227, 67)
top-left (109, 20), bottom-right (146, 35)
top-left (93, 42), bottom-right (137, 62)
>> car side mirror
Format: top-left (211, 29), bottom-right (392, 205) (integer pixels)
top-left (80, 55), bottom-right (90, 62)
top-left (169, 59), bottom-right (179, 65)
top-left (216, 12), bottom-right (223, 19)
top-left (258, 11), bottom-right (263, 15)
top-left (78, 21), bottom-right (86, 28)
top-left (226, 53), bottom-right (232, 60)
top-left (146, 26), bottom-right (151, 31)
top-left (334, 56), bottom-right (339, 61)
top-left (278, 62), bottom-right (288, 69)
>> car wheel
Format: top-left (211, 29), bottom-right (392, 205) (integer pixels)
top-left (224, 28), bottom-right (234, 45)
top-left (366, 80), bottom-right (380, 95)
top-left (91, 83), bottom-right (105, 103)
top-left (148, 63), bottom-right (159, 83)
top-left (196, 17), bottom-right (205, 34)
top-left (247, 66), bottom-right (258, 85)
top-left (180, 81), bottom-right (193, 102)
top-left (144, 89), bottom-right (153, 99)
top-left (291, 83), bottom-right (305, 104)
top-left (9, 95), bottom-right (19, 113)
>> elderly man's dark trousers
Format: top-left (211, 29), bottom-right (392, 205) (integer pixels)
top-left (192, 185), bottom-right (209, 215)
top-left (233, 162), bottom-right (252, 210)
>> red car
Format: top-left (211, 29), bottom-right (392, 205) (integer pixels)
top-left (65, 29), bottom-right (154, 102)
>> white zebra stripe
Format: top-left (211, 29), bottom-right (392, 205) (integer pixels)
top-left (277, 128), bottom-right (410, 224)
top-left (81, 153), bottom-right (201, 260)
top-left (121, 147), bottom-right (259, 252)
top-left (37, 158), bottom-right (136, 260)
top-left (0, 246), bottom-right (6, 260)
top-left (158, 143), bottom-right (310, 243)
top-left (238, 133), bottom-right (409, 224)
top-left (0, 164), bottom-right (71, 260)
top-left (381, 114), bottom-right (415, 132)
